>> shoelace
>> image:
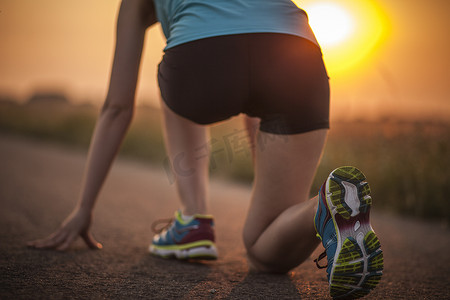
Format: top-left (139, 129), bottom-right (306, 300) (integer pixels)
top-left (314, 250), bottom-right (328, 269)
top-left (151, 218), bottom-right (174, 234)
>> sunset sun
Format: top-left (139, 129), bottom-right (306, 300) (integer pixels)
top-left (297, 0), bottom-right (389, 75)
top-left (305, 2), bottom-right (354, 47)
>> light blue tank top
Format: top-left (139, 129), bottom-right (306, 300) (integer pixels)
top-left (153, 0), bottom-right (318, 50)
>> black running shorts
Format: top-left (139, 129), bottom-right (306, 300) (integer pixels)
top-left (158, 33), bottom-right (330, 134)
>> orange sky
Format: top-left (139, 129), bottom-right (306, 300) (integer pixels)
top-left (0, 0), bottom-right (449, 121)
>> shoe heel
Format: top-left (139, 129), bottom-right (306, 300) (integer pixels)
top-left (328, 166), bottom-right (372, 220)
top-left (182, 245), bottom-right (218, 260)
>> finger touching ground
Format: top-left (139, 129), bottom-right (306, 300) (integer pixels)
top-left (27, 231), bottom-right (59, 247)
top-left (29, 231), bottom-right (68, 249)
top-left (82, 231), bottom-right (103, 250)
top-left (55, 233), bottom-right (78, 251)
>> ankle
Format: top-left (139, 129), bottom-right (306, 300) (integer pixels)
top-left (180, 212), bottom-right (194, 222)
top-left (182, 205), bottom-right (208, 216)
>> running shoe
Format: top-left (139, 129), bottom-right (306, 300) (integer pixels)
top-left (149, 210), bottom-right (218, 260)
top-left (314, 166), bottom-right (383, 299)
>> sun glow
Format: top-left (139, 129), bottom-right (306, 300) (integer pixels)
top-left (306, 3), bottom-right (354, 47)
top-left (295, 0), bottom-right (389, 76)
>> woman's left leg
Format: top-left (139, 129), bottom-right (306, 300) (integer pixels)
top-left (243, 129), bottom-right (328, 273)
top-left (244, 116), bottom-right (260, 160)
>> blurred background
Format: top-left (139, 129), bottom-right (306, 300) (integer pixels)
top-left (0, 0), bottom-right (449, 222)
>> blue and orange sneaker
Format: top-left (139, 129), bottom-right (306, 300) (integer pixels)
top-left (314, 166), bottom-right (383, 299)
top-left (149, 211), bottom-right (218, 260)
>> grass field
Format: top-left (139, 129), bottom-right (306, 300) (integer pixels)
top-left (1, 100), bottom-right (449, 222)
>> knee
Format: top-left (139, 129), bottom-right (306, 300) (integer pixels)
top-left (245, 249), bottom-right (293, 274)
top-left (243, 226), bottom-right (291, 273)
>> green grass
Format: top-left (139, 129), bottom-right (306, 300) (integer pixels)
top-left (1, 101), bottom-right (449, 222)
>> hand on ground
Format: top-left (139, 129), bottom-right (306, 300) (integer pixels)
top-left (27, 209), bottom-right (102, 251)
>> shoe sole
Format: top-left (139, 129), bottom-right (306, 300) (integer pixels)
top-left (149, 240), bottom-right (218, 260)
top-left (325, 166), bottom-right (383, 299)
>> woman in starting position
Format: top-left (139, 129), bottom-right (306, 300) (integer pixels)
top-left (29, 1), bottom-right (383, 298)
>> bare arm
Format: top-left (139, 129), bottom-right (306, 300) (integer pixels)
top-left (28, 0), bottom-right (158, 250)
top-left (79, 0), bottom-right (157, 213)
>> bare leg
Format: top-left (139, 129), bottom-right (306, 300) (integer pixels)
top-left (243, 129), bottom-right (328, 273)
top-left (243, 116), bottom-right (260, 160)
top-left (161, 101), bottom-right (209, 215)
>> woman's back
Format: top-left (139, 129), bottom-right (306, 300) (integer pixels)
top-left (153, 0), bottom-right (318, 50)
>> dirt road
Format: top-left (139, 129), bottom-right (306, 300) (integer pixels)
top-left (1, 134), bottom-right (449, 299)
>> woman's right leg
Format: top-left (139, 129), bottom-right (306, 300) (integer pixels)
top-left (161, 101), bottom-right (210, 216)
top-left (243, 129), bottom-right (328, 273)
top-left (149, 101), bottom-right (218, 260)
